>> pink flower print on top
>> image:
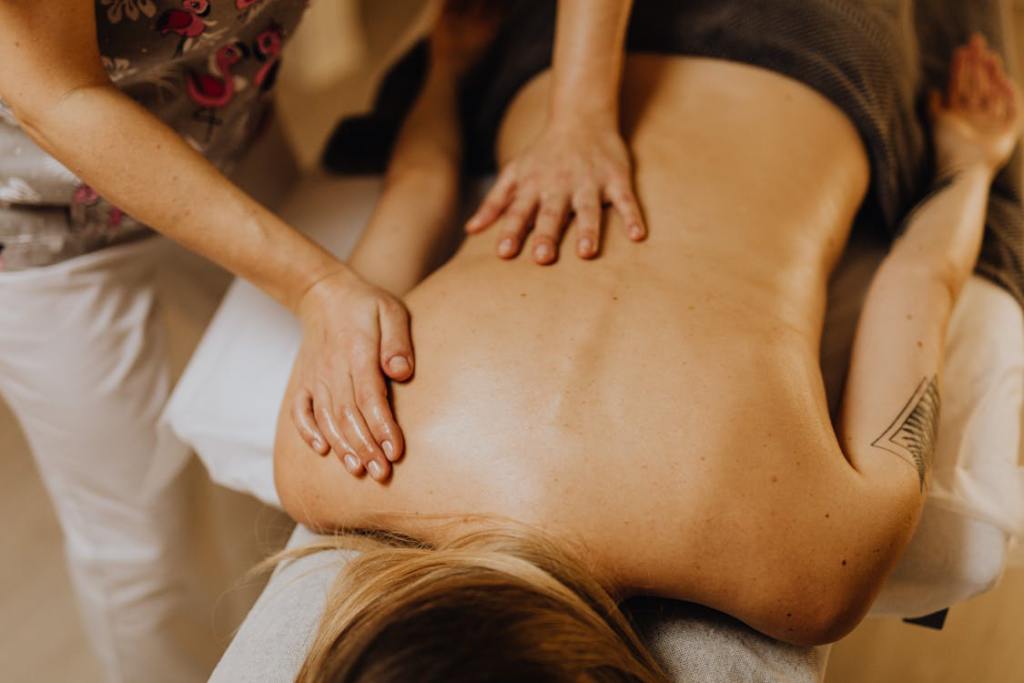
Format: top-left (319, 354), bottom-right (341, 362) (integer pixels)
top-left (254, 24), bottom-right (283, 92)
top-left (101, 0), bottom-right (157, 24)
top-left (186, 42), bottom-right (250, 142)
top-left (73, 184), bottom-right (126, 231)
top-left (74, 184), bottom-right (101, 207)
top-left (157, 0), bottom-right (212, 57)
top-left (236, 0), bottom-right (264, 9)
top-left (108, 207), bottom-right (124, 229)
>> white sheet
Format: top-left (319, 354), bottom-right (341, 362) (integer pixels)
top-left (155, 173), bottom-right (1024, 617)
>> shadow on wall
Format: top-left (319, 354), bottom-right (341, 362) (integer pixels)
top-left (277, 0), bottom-right (433, 169)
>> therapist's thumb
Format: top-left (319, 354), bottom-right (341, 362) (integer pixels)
top-left (378, 298), bottom-right (414, 381)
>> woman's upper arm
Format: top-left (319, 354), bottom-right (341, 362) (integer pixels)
top-left (0, 1), bottom-right (108, 122)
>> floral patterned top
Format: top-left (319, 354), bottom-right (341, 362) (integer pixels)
top-left (0, 0), bottom-right (308, 269)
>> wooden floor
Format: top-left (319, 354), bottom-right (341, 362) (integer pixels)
top-left (2, 4), bottom-right (1024, 682)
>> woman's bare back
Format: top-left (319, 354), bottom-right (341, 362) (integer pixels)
top-left (276, 56), bottom-right (891, 644)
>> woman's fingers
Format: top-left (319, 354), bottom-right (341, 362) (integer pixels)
top-left (495, 192), bottom-right (538, 258)
top-left (606, 179), bottom-right (646, 241)
top-left (1003, 78), bottom-right (1020, 125)
top-left (985, 55), bottom-right (1004, 118)
top-left (466, 167), bottom-right (517, 233)
top-left (967, 41), bottom-right (988, 108)
top-left (291, 390), bottom-right (328, 455)
top-left (950, 46), bottom-right (968, 107)
top-left (378, 298), bottom-right (414, 381)
top-left (531, 192), bottom-right (570, 264)
top-left (572, 184), bottom-right (602, 258)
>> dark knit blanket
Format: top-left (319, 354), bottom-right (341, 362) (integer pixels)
top-left (324, 0), bottom-right (1024, 311)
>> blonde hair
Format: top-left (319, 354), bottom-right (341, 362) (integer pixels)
top-left (274, 526), bottom-right (670, 683)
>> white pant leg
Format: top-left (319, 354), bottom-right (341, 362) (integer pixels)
top-left (0, 238), bottom-right (217, 683)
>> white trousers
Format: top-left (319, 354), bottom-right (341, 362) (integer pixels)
top-left (0, 238), bottom-right (224, 682)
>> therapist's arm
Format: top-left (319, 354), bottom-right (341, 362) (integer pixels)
top-left (347, 0), bottom-right (501, 298)
top-left (345, 59), bottom-right (465, 298)
top-left (294, 0), bottom-right (497, 478)
top-left (465, 0), bottom-right (644, 263)
top-left (0, 1), bottom-right (412, 479)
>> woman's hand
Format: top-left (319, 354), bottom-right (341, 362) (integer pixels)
top-left (465, 118), bottom-right (645, 264)
top-left (929, 33), bottom-right (1023, 177)
top-left (290, 269), bottom-right (414, 482)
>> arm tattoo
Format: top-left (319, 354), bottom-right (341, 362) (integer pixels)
top-left (871, 376), bottom-right (941, 489)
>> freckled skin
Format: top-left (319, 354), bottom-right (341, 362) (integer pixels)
top-left (277, 57), bottom-right (907, 645)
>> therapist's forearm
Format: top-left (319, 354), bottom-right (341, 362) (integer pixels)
top-left (548, 0), bottom-right (633, 125)
top-left (18, 83), bottom-right (345, 311)
top-left (347, 64), bottom-right (463, 296)
top-left (348, 169), bottom-right (459, 297)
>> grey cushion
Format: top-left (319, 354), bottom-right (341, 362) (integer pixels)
top-left (626, 599), bottom-right (829, 682)
top-left (209, 526), bottom-right (828, 683)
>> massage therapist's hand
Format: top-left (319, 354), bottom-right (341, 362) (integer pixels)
top-left (465, 119), bottom-right (646, 263)
top-left (291, 268), bottom-right (413, 482)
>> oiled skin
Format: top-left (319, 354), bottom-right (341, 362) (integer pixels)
top-left (276, 56), bottom-right (908, 645)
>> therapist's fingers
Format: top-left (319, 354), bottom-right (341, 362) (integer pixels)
top-left (605, 179), bottom-right (646, 242)
top-left (378, 298), bottom-right (414, 382)
top-left (466, 165), bottom-right (517, 233)
top-left (376, 302), bottom-right (409, 462)
top-left (354, 366), bottom-right (404, 465)
top-left (291, 390), bottom-right (328, 455)
top-left (530, 192), bottom-right (570, 264)
top-left (337, 375), bottom-right (391, 482)
top-left (572, 184), bottom-right (602, 259)
top-left (312, 382), bottom-right (364, 476)
top-left (495, 192), bottom-right (539, 258)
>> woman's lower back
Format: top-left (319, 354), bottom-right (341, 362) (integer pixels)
top-left (276, 55), bottom-right (879, 641)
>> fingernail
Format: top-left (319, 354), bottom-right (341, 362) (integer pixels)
top-left (498, 237), bottom-right (516, 256)
top-left (389, 356), bottom-right (411, 375)
top-left (629, 224), bottom-right (644, 240)
top-left (534, 243), bottom-right (552, 261)
top-left (367, 460), bottom-right (384, 480)
top-left (382, 439), bottom-right (396, 461)
top-left (343, 453), bottom-right (361, 472)
top-left (579, 237), bottom-right (594, 254)
top-left (312, 437), bottom-right (324, 452)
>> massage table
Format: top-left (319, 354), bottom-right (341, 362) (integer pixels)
top-left (150, 173), bottom-right (1024, 683)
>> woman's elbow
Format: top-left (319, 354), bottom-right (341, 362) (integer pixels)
top-left (770, 531), bottom-right (908, 646)
top-left (794, 592), bottom-right (872, 646)
top-left (773, 574), bottom-right (878, 646)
